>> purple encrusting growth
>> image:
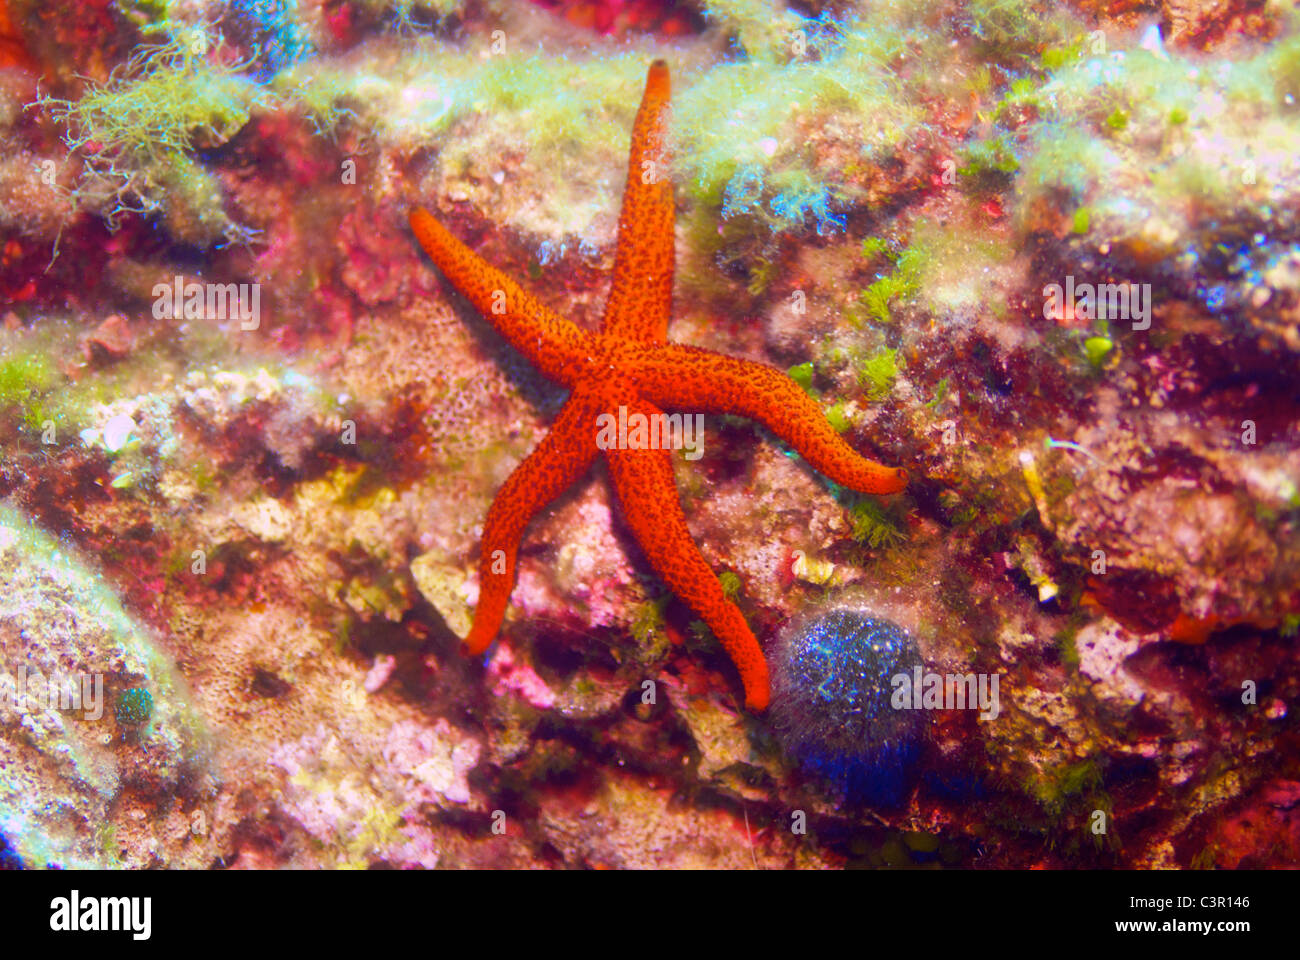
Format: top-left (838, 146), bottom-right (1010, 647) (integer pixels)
top-left (0, 831), bottom-right (22, 870)
top-left (770, 606), bottom-right (927, 807)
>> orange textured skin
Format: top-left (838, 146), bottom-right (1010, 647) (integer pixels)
top-left (410, 61), bottom-right (906, 712)
top-left (603, 60), bottom-right (674, 343)
top-left (604, 394), bottom-right (770, 710)
top-left (409, 207), bottom-right (594, 385)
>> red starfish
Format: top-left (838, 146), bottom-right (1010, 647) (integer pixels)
top-left (410, 60), bottom-right (907, 711)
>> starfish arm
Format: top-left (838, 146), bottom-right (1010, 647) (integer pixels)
top-left (410, 206), bottom-right (594, 386)
top-left (601, 60), bottom-right (674, 343)
top-left (463, 386), bottom-right (603, 655)
top-left (630, 344), bottom-right (908, 494)
top-left (605, 426), bottom-right (771, 711)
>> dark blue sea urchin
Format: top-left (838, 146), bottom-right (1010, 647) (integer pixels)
top-left (770, 606), bottom-right (927, 806)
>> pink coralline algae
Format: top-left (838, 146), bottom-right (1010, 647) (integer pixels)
top-left (487, 641), bottom-right (557, 710)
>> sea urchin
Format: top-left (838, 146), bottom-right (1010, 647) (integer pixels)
top-left (770, 605), bottom-right (927, 806)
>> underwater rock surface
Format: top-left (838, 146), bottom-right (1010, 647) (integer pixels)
top-left (0, 504), bottom-right (202, 868)
top-left (0, 0), bottom-right (1296, 868)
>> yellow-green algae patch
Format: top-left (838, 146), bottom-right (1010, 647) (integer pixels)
top-left (41, 24), bottom-right (265, 244)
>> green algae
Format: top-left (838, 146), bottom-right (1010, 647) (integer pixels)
top-left (855, 235), bottom-right (931, 325)
top-left (958, 134), bottom-right (1020, 186)
top-left (674, 47), bottom-right (920, 233)
top-left (848, 496), bottom-right (908, 551)
top-left (860, 236), bottom-right (889, 261)
top-left (0, 351), bottom-right (58, 431)
top-left (1040, 37), bottom-right (1086, 72)
top-left (966, 0), bottom-right (1081, 63)
top-left (0, 353), bottom-right (56, 401)
top-left (787, 361), bottom-right (814, 393)
top-left (627, 594), bottom-right (673, 667)
top-left (858, 347), bottom-right (898, 401)
top-left (718, 570), bottom-right (742, 601)
top-left (1011, 19), bottom-right (1300, 252)
top-left (1054, 627), bottom-right (1081, 670)
top-left (824, 401), bottom-right (850, 434)
top-left (859, 262), bottom-right (919, 325)
top-left (1083, 335), bottom-right (1113, 367)
top-left (1036, 757), bottom-right (1109, 820)
top-left (926, 376), bottom-right (950, 411)
top-left (746, 258), bottom-right (776, 297)
top-left (53, 26), bottom-right (257, 164)
top-left (698, 0), bottom-right (806, 61)
top-left (42, 24), bottom-right (262, 243)
top-left (281, 17), bottom-right (921, 240)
